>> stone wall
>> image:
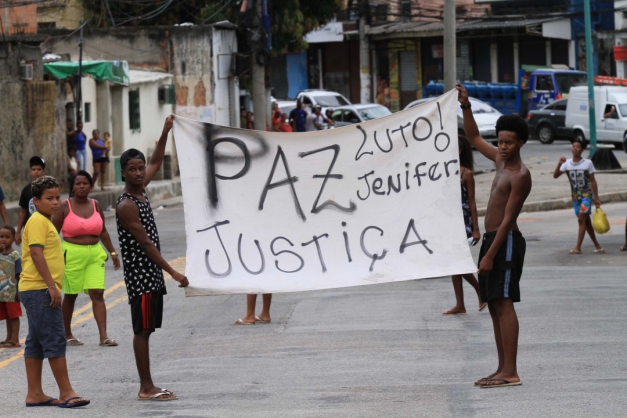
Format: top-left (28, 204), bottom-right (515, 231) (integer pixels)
top-left (0, 38), bottom-right (66, 201)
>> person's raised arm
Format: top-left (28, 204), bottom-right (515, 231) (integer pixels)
top-left (553, 156), bottom-right (567, 178)
top-left (478, 172), bottom-right (531, 276)
top-left (144, 115), bottom-right (174, 188)
top-left (117, 199), bottom-right (188, 287)
top-left (464, 169), bottom-right (481, 245)
top-left (0, 200), bottom-right (7, 225)
top-left (455, 84), bottom-right (498, 162)
top-left (589, 173), bottom-right (601, 207)
top-left (51, 201), bottom-right (68, 233)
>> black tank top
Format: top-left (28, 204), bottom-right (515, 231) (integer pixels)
top-left (116, 191), bottom-right (166, 301)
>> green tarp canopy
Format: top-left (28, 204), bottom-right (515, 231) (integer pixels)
top-left (44, 60), bottom-right (130, 86)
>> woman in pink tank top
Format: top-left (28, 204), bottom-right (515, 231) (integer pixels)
top-left (52, 170), bottom-right (120, 347)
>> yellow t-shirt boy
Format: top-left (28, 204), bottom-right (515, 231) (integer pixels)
top-left (19, 211), bottom-right (64, 292)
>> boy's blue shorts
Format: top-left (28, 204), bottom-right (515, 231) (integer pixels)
top-left (573, 197), bottom-right (592, 217)
top-left (20, 290), bottom-right (66, 359)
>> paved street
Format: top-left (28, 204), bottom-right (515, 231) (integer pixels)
top-left (1, 201), bottom-right (627, 417)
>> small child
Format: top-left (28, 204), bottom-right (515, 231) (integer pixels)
top-left (0, 225), bottom-right (22, 348)
top-left (68, 148), bottom-right (78, 180)
top-left (20, 176), bottom-right (90, 408)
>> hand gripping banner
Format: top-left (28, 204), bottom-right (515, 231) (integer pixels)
top-left (173, 90), bottom-right (476, 295)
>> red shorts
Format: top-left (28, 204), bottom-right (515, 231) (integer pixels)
top-left (0, 302), bottom-right (23, 320)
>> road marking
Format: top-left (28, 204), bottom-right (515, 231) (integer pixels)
top-left (0, 256), bottom-right (186, 371)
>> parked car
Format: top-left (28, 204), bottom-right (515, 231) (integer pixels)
top-left (296, 89), bottom-right (351, 114)
top-left (565, 85), bottom-right (627, 150)
top-left (330, 104), bottom-right (393, 127)
top-left (404, 97), bottom-right (502, 144)
top-left (527, 98), bottom-right (570, 144)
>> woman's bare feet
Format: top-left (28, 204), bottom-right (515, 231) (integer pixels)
top-left (442, 307), bottom-right (466, 315)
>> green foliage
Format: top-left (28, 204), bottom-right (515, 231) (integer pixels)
top-left (270, 0), bottom-right (343, 52)
top-left (80, 0), bottom-right (343, 52)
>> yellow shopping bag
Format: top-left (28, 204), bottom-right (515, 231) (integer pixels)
top-left (592, 207), bottom-right (610, 234)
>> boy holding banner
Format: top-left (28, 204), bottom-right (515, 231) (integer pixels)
top-left (116, 116), bottom-right (189, 401)
top-left (456, 84), bottom-right (531, 389)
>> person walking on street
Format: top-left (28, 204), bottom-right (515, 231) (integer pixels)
top-left (457, 84), bottom-right (531, 389)
top-left (52, 171), bottom-right (120, 347)
top-left (553, 140), bottom-right (604, 254)
top-left (90, 130), bottom-right (110, 191)
top-left (16, 157), bottom-right (46, 246)
top-left (443, 137), bottom-right (487, 316)
top-left (116, 115), bottom-right (188, 401)
top-left (75, 122), bottom-right (87, 171)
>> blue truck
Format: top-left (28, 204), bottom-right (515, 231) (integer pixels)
top-left (424, 68), bottom-right (587, 116)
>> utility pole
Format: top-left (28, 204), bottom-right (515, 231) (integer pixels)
top-left (583, 0), bottom-right (597, 156)
top-left (252, 0), bottom-right (266, 131)
top-left (358, 0), bottom-right (371, 103)
top-left (76, 17), bottom-right (84, 123)
top-left (443, 0), bottom-right (456, 93)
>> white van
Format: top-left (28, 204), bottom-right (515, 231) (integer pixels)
top-left (565, 85), bottom-right (627, 150)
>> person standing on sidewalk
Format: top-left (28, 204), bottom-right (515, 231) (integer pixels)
top-left (456, 84), bottom-right (531, 389)
top-left (52, 170), bottom-right (120, 347)
top-left (116, 115), bottom-right (188, 401)
top-left (442, 137), bottom-right (487, 316)
top-left (75, 121), bottom-right (87, 171)
top-left (16, 157), bottom-right (46, 246)
top-left (553, 140), bottom-right (604, 255)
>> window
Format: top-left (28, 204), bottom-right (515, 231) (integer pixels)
top-left (554, 100), bottom-right (567, 111)
top-left (555, 73), bottom-right (586, 94)
top-left (344, 110), bottom-right (360, 123)
top-left (331, 110), bottom-right (343, 122)
top-left (358, 106), bottom-right (392, 121)
top-left (543, 102), bottom-right (556, 110)
top-left (535, 75), bottom-right (554, 92)
top-left (314, 95), bottom-right (350, 107)
top-left (302, 96), bottom-right (312, 105)
top-left (401, 0), bottom-right (411, 19)
top-left (129, 89), bottom-right (141, 131)
top-left (604, 104), bottom-right (619, 119)
top-left (84, 103), bottom-right (91, 123)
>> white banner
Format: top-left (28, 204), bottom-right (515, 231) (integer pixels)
top-left (174, 90), bottom-right (476, 296)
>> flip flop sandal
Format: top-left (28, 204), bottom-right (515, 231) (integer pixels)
top-left (26, 397), bottom-right (58, 407)
top-left (594, 248), bottom-right (605, 253)
top-left (478, 303), bottom-right (488, 312)
top-left (479, 378), bottom-right (522, 388)
top-left (620, 246), bottom-right (627, 251)
top-left (58, 396), bottom-right (90, 408)
top-left (234, 319), bottom-right (255, 325)
top-left (474, 377), bottom-right (491, 386)
top-left (0, 341), bottom-right (21, 348)
top-left (67, 338), bottom-right (84, 346)
top-left (442, 311), bottom-right (466, 316)
top-left (137, 391), bottom-right (178, 401)
top-left (569, 250), bottom-right (582, 254)
top-left (99, 338), bottom-right (118, 347)
top-left (255, 316), bottom-right (271, 323)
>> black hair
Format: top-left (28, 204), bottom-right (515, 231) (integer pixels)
top-left (458, 136), bottom-right (474, 171)
top-left (31, 176), bottom-right (60, 199)
top-left (29, 156), bottom-right (45, 169)
top-left (120, 148), bottom-right (146, 169)
top-left (0, 225), bottom-right (16, 238)
top-left (69, 170), bottom-right (93, 197)
top-left (572, 139), bottom-right (584, 148)
top-left (495, 114), bottom-right (529, 143)
top-left (68, 147), bottom-right (76, 152)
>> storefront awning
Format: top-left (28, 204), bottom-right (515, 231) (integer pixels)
top-left (305, 22), bottom-right (344, 43)
top-left (43, 60), bottom-right (130, 86)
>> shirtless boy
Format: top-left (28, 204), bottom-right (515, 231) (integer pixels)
top-left (456, 84), bottom-right (532, 388)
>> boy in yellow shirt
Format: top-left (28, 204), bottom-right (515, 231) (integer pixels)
top-left (19, 176), bottom-right (90, 408)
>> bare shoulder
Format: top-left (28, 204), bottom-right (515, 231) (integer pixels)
top-left (512, 163), bottom-right (532, 192)
top-left (116, 198), bottom-right (139, 220)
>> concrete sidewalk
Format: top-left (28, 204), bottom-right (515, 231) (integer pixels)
top-left (2, 178), bottom-right (181, 225)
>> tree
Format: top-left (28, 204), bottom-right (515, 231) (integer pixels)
top-left (81, 0), bottom-right (343, 52)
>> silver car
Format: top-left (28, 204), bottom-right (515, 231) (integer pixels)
top-left (404, 97), bottom-right (502, 144)
top-left (330, 104), bottom-right (393, 127)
